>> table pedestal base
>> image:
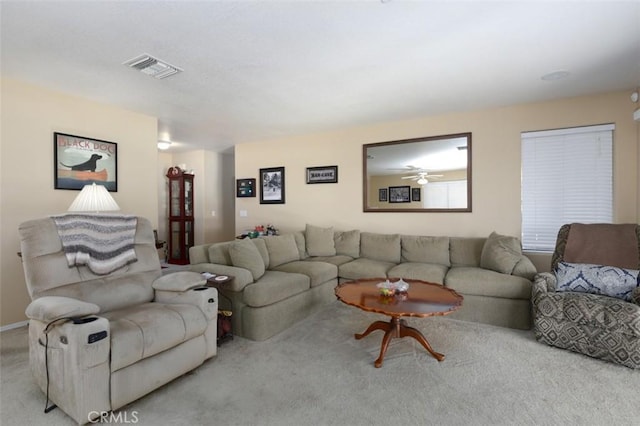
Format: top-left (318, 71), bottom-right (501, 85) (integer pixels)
top-left (355, 317), bottom-right (444, 368)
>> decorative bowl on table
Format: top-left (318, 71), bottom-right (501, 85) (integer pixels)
top-left (376, 279), bottom-right (410, 297)
top-left (376, 280), bottom-right (396, 296)
top-left (394, 278), bottom-right (410, 293)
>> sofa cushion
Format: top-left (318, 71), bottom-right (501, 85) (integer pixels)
top-left (207, 241), bottom-right (234, 266)
top-left (105, 302), bottom-right (207, 371)
top-left (401, 235), bottom-right (450, 266)
top-left (272, 261), bottom-right (337, 287)
top-left (450, 237), bottom-right (485, 267)
top-left (480, 232), bottom-right (522, 274)
top-left (229, 238), bottom-right (265, 281)
top-left (292, 231), bottom-right (308, 260)
top-left (339, 258), bottom-right (396, 280)
top-left (252, 238), bottom-right (270, 268)
top-left (306, 224), bottom-right (336, 256)
top-left (555, 262), bottom-right (640, 302)
top-left (387, 263), bottom-right (448, 285)
top-left (535, 290), bottom-right (640, 337)
top-left (360, 232), bottom-right (401, 264)
top-left (308, 255), bottom-right (354, 266)
top-left (264, 234), bottom-right (300, 268)
top-left (243, 270), bottom-right (310, 307)
top-left (512, 256), bottom-right (537, 280)
top-left (334, 230), bottom-right (360, 258)
top-left (445, 266), bottom-right (532, 299)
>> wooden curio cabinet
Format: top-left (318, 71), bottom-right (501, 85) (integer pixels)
top-left (166, 167), bottom-right (194, 264)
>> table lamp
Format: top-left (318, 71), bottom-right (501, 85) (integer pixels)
top-left (68, 183), bottom-right (120, 212)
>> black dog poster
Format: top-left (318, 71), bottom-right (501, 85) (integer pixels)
top-left (54, 132), bottom-right (118, 191)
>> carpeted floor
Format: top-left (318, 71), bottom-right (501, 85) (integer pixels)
top-left (1, 301), bottom-right (638, 425)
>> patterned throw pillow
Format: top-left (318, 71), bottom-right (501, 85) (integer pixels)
top-left (555, 262), bottom-right (640, 301)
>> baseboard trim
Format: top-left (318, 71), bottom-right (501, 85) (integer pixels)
top-left (0, 320), bottom-right (28, 332)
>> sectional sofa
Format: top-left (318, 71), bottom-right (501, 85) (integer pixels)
top-left (189, 225), bottom-right (537, 341)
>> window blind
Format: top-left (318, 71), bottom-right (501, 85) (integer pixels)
top-left (521, 124), bottom-right (613, 251)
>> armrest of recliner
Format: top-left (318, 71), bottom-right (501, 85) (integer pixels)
top-left (153, 272), bottom-right (218, 321)
top-left (632, 287), bottom-right (640, 306)
top-left (26, 296), bottom-right (100, 323)
top-left (533, 272), bottom-right (556, 292)
top-left (152, 271), bottom-right (207, 292)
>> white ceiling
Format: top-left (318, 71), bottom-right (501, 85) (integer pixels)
top-left (2, 1), bottom-right (639, 153)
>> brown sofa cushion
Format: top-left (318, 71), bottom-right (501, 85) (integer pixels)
top-left (564, 223), bottom-right (639, 269)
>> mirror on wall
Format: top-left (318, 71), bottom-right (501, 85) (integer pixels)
top-left (363, 133), bottom-right (472, 212)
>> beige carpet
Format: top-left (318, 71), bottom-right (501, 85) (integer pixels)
top-left (1, 301), bottom-right (638, 425)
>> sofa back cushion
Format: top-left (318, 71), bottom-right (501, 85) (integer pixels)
top-left (480, 232), bottom-right (523, 274)
top-left (292, 231), bottom-right (308, 260)
top-left (264, 234), bottom-right (300, 268)
top-left (229, 238), bottom-right (266, 281)
top-left (401, 235), bottom-right (450, 266)
top-left (207, 241), bottom-right (234, 266)
top-left (189, 244), bottom-right (211, 265)
top-left (449, 237), bottom-right (485, 267)
top-left (360, 232), bottom-right (401, 264)
top-left (305, 224), bottom-right (336, 256)
top-left (334, 230), bottom-right (360, 258)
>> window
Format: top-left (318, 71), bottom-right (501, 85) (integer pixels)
top-left (521, 124), bottom-right (613, 251)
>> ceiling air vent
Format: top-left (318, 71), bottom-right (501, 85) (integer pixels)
top-left (123, 54), bottom-right (182, 79)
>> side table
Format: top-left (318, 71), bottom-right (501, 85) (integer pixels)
top-left (203, 273), bottom-right (234, 345)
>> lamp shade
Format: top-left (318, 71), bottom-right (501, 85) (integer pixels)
top-left (68, 183), bottom-right (120, 212)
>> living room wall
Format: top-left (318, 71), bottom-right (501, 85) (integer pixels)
top-left (234, 90), bottom-right (639, 246)
top-left (0, 79), bottom-right (159, 327)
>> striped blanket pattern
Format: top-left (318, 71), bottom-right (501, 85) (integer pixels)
top-left (52, 214), bottom-right (138, 275)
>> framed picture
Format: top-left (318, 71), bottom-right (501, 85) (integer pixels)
top-left (411, 187), bottom-right (421, 202)
top-left (306, 165), bottom-right (338, 184)
top-left (389, 185), bottom-right (410, 203)
top-left (236, 178), bottom-right (256, 198)
top-left (260, 167), bottom-right (285, 204)
top-left (379, 188), bottom-right (388, 202)
top-left (54, 132), bottom-right (118, 191)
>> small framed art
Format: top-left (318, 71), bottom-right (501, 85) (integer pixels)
top-left (378, 188), bottom-right (388, 202)
top-left (389, 185), bottom-right (410, 203)
top-left (306, 165), bottom-right (338, 184)
top-left (260, 167), bottom-right (285, 204)
top-left (411, 187), bottom-right (421, 202)
top-left (236, 178), bottom-right (256, 198)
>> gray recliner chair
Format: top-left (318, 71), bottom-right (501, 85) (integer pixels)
top-left (19, 215), bottom-right (218, 424)
top-left (532, 223), bottom-right (640, 368)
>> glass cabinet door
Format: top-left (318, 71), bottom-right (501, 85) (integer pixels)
top-left (171, 180), bottom-right (181, 216)
top-left (166, 167), bottom-right (194, 265)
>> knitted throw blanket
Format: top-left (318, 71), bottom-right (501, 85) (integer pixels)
top-left (52, 214), bottom-right (138, 275)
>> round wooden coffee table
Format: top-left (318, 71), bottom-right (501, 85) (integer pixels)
top-left (335, 278), bottom-right (463, 368)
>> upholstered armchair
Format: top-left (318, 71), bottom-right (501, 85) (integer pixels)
top-left (532, 223), bottom-right (640, 368)
top-left (19, 215), bottom-right (218, 424)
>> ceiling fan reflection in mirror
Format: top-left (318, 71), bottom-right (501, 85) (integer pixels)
top-left (401, 171), bottom-right (443, 185)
